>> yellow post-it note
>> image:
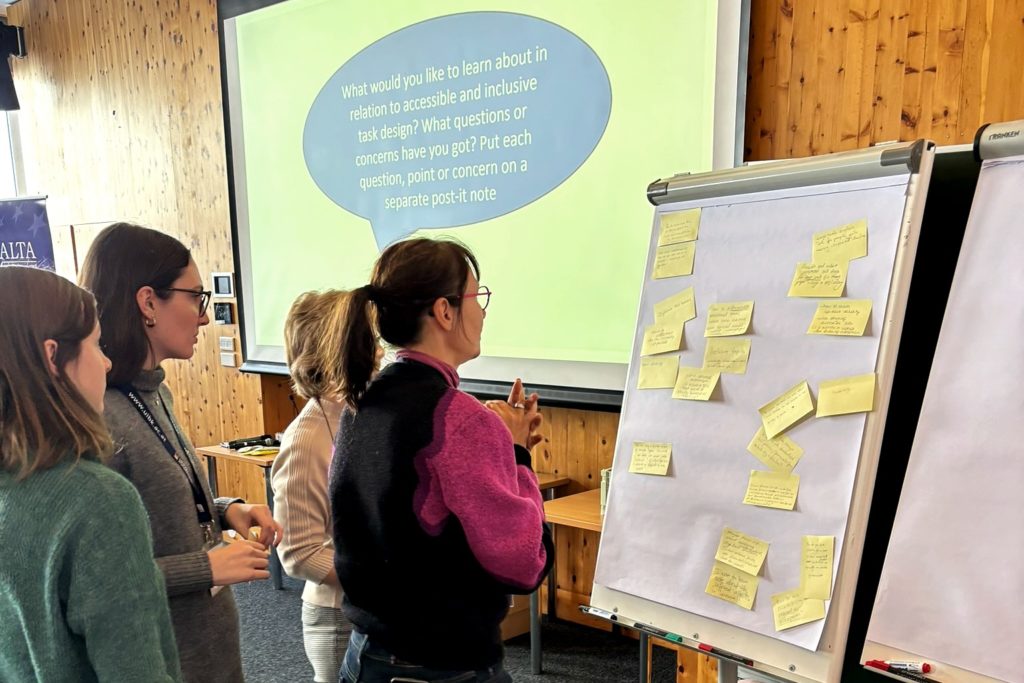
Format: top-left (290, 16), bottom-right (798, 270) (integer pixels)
top-left (638, 357), bottom-right (679, 389)
top-left (812, 219), bottom-right (868, 264)
top-left (653, 242), bottom-right (696, 279)
top-left (705, 561), bottom-right (759, 610)
top-left (807, 300), bottom-right (872, 336)
top-left (653, 287), bottom-right (697, 324)
top-left (640, 323), bottom-right (683, 356)
top-left (704, 301), bottom-right (754, 337)
top-left (703, 338), bottom-right (751, 375)
top-left (743, 470), bottom-right (799, 510)
top-left (714, 527), bottom-right (770, 577)
top-left (758, 381), bottom-right (814, 438)
top-left (800, 535), bottom-right (835, 599)
top-left (788, 262), bottom-right (848, 298)
top-left (746, 426), bottom-right (804, 473)
top-left (772, 588), bottom-right (826, 631)
top-left (671, 367), bottom-right (720, 401)
top-left (816, 373), bottom-right (875, 417)
top-left (628, 442), bottom-right (672, 475)
top-left (658, 208), bottom-right (702, 246)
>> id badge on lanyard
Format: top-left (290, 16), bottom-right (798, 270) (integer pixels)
top-left (201, 522), bottom-right (215, 548)
top-left (118, 386), bottom-right (216, 544)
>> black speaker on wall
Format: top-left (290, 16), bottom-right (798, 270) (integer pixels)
top-left (0, 20), bottom-right (26, 111)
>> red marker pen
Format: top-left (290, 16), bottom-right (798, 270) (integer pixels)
top-left (886, 661), bottom-right (932, 674)
top-left (866, 660), bottom-right (935, 682)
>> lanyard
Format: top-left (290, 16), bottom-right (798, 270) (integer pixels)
top-left (117, 386), bottom-right (213, 528)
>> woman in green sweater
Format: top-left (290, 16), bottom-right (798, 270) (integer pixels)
top-left (0, 266), bottom-right (182, 682)
top-left (79, 222), bottom-right (282, 682)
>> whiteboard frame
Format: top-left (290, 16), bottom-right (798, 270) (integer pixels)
top-left (591, 142), bottom-right (936, 683)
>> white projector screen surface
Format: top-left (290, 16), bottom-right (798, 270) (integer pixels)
top-left (223, 0), bottom-right (746, 391)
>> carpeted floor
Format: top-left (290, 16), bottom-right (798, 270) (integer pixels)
top-left (234, 575), bottom-right (678, 682)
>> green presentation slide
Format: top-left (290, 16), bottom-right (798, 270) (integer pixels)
top-left (232, 0), bottom-right (717, 375)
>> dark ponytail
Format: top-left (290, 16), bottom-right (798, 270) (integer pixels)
top-left (337, 237), bottom-right (479, 408)
top-left (338, 285), bottom-right (378, 408)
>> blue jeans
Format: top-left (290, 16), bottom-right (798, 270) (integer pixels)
top-left (339, 631), bottom-right (512, 683)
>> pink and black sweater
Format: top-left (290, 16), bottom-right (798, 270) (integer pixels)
top-left (328, 352), bottom-right (554, 670)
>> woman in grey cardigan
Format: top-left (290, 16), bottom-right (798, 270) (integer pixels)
top-left (80, 222), bottom-right (283, 682)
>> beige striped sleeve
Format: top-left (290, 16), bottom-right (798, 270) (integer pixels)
top-left (270, 400), bottom-right (338, 584)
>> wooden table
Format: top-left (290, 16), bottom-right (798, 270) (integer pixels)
top-left (544, 488), bottom-right (603, 531)
top-left (196, 445), bottom-right (282, 589)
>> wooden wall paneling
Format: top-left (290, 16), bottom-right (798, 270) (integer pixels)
top-left (221, 356), bottom-right (265, 441)
top-left (772, 0), bottom-right (795, 156)
top-left (260, 373), bottom-right (304, 437)
top-left (855, 0), bottom-right (884, 149)
top-left (746, 0), bottom-right (1024, 160)
top-left (596, 410), bottom-right (619, 480)
top-left (536, 405), bottom-right (570, 480)
top-left (814, 2), bottom-right (851, 154)
top-left (565, 409), bottom-right (600, 493)
top-left (743, 0), bottom-right (779, 160)
top-left (802, 2), bottom-right (828, 156)
top-left (907, 0), bottom-right (939, 140)
top-left (954, 0), bottom-right (992, 142)
top-left (871, 0), bottom-right (911, 144)
top-left (553, 526), bottom-right (609, 630)
top-left (838, 0), bottom-right (871, 149)
top-left (696, 654), bottom-right (720, 683)
top-left (985, 0), bottom-right (1024, 124)
top-left (931, 0), bottom-right (969, 143)
top-left (899, 0), bottom-right (930, 139)
top-left (783, 1), bottom-right (817, 157)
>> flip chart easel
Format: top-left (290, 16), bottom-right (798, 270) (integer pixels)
top-left (861, 122), bottom-right (1024, 683)
top-left (588, 142), bottom-right (935, 683)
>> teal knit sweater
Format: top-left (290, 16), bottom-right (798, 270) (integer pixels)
top-left (0, 457), bottom-right (182, 682)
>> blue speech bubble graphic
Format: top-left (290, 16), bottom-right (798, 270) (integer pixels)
top-left (303, 12), bottom-right (612, 248)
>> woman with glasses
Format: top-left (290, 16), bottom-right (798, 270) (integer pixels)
top-left (79, 222), bottom-right (282, 683)
top-left (0, 267), bottom-right (181, 682)
top-left (331, 237), bottom-right (553, 683)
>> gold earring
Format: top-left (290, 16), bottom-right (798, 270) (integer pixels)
top-left (145, 317), bottom-right (156, 327)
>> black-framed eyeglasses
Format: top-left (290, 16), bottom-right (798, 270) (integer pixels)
top-left (456, 285), bottom-right (491, 311)
top-left (157, 288), bottom-right (212, 317)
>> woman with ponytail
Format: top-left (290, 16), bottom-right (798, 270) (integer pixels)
top-left (331, 237), bottom-right (552, 683)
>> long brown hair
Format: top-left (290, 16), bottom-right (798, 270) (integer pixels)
top-left (339, 237), bottom-right (479, 407)
top-left (0, 267), bottom-right (112, 478)
top-left (284, 289), bottom-right (349, 401)
top-left (78, 222), bottom-right (191, 386)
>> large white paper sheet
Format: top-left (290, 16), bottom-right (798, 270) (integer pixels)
top-left (595, 174), bottom-right (911, 651)
top-left (866, 156), bottom-right (1024, 682)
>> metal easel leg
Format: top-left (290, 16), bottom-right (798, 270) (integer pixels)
top-left (529, 590), bottom-right (541, 674)
top-left (638, 632), bottom-right (649, 683)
